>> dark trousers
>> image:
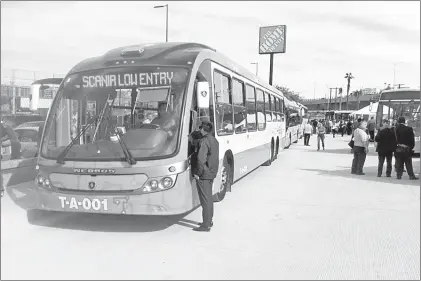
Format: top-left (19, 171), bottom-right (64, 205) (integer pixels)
top-left (395, 151), bottom-right (415, 178)
top-left (304, 133), bottom-right (311, 145)
top-left (317, 134), bottom-right (325, 150)
top-left (352, 146), bottom-right (367, 174)
top-left (378, 152), bottom-right (393, 176)
top-left (332, 129), bottom-right (336, 138)
top-left (196, 179), bottom-right (214, 227)
top-left (369, 130), bottom-right (375, 141)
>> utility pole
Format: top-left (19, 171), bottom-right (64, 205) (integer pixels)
top-left (345, 73), bottom-right (354, 111)
top-left (328, 88), bottom-right (332, 111)
top-left (334, 87), bottom-right (338, 110)
top-left (269, 54), bottom-right (274, 85)
top-left (154, 4), bottom-right (169, 42)
top-left (338, 88), bottom-right (343, 111)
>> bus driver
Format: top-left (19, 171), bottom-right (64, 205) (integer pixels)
top-left (150, 102), bottom-right (178, 138)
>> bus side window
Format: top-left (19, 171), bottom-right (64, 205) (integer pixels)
top-left (232, 78), bottom-right (247, 134)
top-left (214, 70), bottom-right (233, 136)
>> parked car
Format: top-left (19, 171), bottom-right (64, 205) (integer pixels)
top-left (1, 114), bottom-right (44, 129)
top-left (14, 121), bottom-right (44, 158)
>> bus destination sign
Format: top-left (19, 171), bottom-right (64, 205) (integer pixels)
top-left (258, 25), bottom-right (287, 54)
top-left (82, 72), bottom-right (174, 88)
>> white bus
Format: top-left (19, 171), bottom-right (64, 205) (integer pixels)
top-left (284, 98), bottom-right (301, 147)
top-left (23, 42), bottom-right (288, 217)
top-left (376, 88), bottom-right (420, 155)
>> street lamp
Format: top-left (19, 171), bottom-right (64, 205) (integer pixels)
top-left (344, 72), bottom-right (354, 110)
top-left (393, 62), bottom-right (404, 87)
top-left (250, 62), bottom-right (259, 76)
top-left (154, 4), bottom-right (169, 42)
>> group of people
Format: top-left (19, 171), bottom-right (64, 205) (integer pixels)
top-left (350, 116), bottom-right (418, 180)
top-left (303, 120), bottom-right (327, 151)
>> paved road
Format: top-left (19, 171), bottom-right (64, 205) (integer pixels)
top-left (1, 134), bottom-right (420, 280)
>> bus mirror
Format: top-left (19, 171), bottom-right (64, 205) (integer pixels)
top-left (197, 82), bottom-right (210, 109)
top-left (30, 84), bottom-right (41, 111)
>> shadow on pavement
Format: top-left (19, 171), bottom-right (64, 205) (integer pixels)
top-left (305, 147), bottom-right (354, 155)
top-left (301, 166), bottom-right (420, 186)
top-left (25, 208), bottom-right (201, 233)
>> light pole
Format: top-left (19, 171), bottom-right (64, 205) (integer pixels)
top-left (393, 62), bottom-right (403, 87)
top-left (344, 72), bottom-right (354, 110)
top-left (250, 62), bottom-right (258, 76)
top-left (154, 4), bottom-right (169, 42)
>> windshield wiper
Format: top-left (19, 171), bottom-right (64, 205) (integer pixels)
top-left (56, 115), bottom-right (100, 164)
top-left (112, 127), bottom-right (136, 165)
top-left (56, 94), bottom-right (113, 164)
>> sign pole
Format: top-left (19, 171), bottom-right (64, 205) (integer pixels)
top-left (269, 54), bottom-right (274, 85)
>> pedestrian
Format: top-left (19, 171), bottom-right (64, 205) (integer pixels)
top-left (374, 120), bottom-right (396, 177)
top-left (346, 119), bottom-right (353, 135)
top-left (328, 119), bottom-right (333, 134)
top-left (316, 122), bottom-right (326, 151)
top-left (367, 116), bottom-right (376, 142)
top-left (312, 119), bottom-right (318, 134)
top-left (192, 121), bottom-right (220, 232)
top-left (303, 121), bottom-right (312, 146)
top-left (332, 121), bottom-right (338, 138)
top-left (394, 116), bottom-right (419, 180)
top-left (351, 120), bottom-right (369, 175)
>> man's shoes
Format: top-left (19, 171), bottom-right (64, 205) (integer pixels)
top-left (377, 174), bottom-right (381, 177)
top-left (193, 226), bottom-right (211, 232)
top-left (356, 172), bottom-right (365, 175)
top-left (351, 172), bottom-right (356, 175)
top-left (409, 176), bottom-right (419, 180)
top-left (397, 176), bottom-right (402, 180)
top-left (386, 174), bottom-right (391, 178)
top-left (199, 222), bottom-right (213, 227)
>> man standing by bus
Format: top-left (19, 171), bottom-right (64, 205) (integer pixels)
top-left (367, 116), bottom-right (376, 142)
top-left (303, 121), bottom-right (312, 146)
top-left (192, 121), bottom-right (219, 232)
top-left (394, 117), bottom-right (419, 180)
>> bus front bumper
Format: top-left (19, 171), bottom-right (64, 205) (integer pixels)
top-left (10, 171), bottom-right (198, 216)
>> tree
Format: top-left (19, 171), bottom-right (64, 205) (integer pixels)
top-left (274, 85), bottom-right (303, 103)
top-left (351, 89), bottom-right (363, 110)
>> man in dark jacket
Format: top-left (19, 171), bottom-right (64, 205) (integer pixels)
top-left (375, 120), bottom-right (396, 177)
top-left (192, 121), bottom-right (219, 232)
top-left (394, 116), bottom-right (418, 180)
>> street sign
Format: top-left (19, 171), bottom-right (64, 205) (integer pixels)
top-left (258, 25), bottom-right (287, 54)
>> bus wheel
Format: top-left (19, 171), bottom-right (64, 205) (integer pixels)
top-left (262, 143), bottom-right (273, 166)
top-left (294, 132), bottom-right (298, 143)
top-left (214, 156), bottom-right (231, 202)
top-left (275, 139), bottom-right (279, 159)
top-left (286, 134), bottom-right (292, 148)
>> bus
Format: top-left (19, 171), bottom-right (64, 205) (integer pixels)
top-left (284, 98), bottom-right (301, 147)
top-left (23, 42), bottom-right (288, 217)
top-left (376, 88), bottom-right (420, 155)
top-left (325, 110), bottom-right (353, 121)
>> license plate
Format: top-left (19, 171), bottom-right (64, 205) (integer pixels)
top-left (58, 196), bottom-right (108, 211)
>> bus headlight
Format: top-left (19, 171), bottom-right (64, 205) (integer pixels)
top-left (161, 177), bottom-right (173, 189)
top-left (36, 174), bottom-right (51, 188)
top-left (142, 175), bottom-right (177, 193)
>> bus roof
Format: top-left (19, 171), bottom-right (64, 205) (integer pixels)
top-left (66, 42), bottom-right (291, 103)
top-left (380, 88), bottom-right (420, 101)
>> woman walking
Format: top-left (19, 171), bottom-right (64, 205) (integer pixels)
top-left (351, 120), bottom-right (369, 175)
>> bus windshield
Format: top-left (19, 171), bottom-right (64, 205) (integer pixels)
top-left (40, 66), bottom-right (189, 161)
top-left (378, 99), bottom-right (420, 131)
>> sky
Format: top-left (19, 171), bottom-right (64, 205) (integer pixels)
top-left (1, 1), bottom-right (420, 99)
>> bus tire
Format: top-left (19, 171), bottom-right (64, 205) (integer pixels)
top-left (294, 132), bottom-right (298, 143)
top-left (214, 155), bottom-right (232, 202)
top-left (262, 142), bottom-right (274, 166)
top-left (286, 134), bottom-right (292, 148)
top-left (275, 138), bottom-right (279, 158)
